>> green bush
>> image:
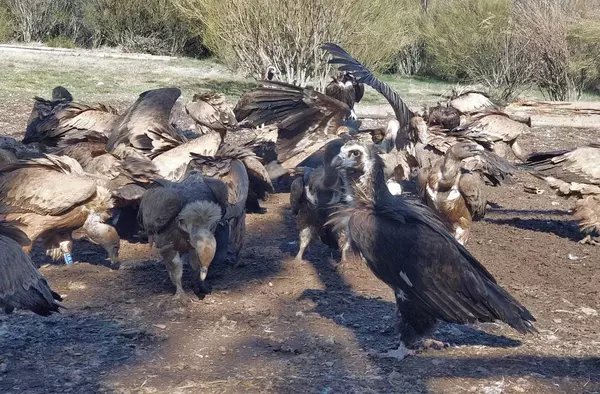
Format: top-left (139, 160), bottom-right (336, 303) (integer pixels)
top-left (0, 4), bottom-right (14, 42)
top-left (45, 35), bottom-right (75, 48)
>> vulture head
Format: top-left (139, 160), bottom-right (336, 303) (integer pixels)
top-left (265, 65), bottom-right (277, 81)
top-left (332, 142), bottom-right (380, 184)
top-left (177, 200), bottom-right (223, 281)
top-left (51, 86), bottom-right (73, 102)
top-left (448, 141), bottom-right (485, 161)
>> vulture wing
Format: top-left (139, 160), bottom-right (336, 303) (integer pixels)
top-left (34, 103), bottom-right (119, 146)
top-left (344, 198), bottom-right (536, 334)
top-left (521, 144), bottom-right (600, 185)
top-left (462, 150), bottom-right (516, 186)
top-left (0, 221), bottom-right (62, 316)
top-left (108, 88), bottom-right (185, 159)
top-left (322, 43), bottom-right (414, 140)
top-left (139, 185), bottom-right (183, 235)
top-left (0, 155), bottom-right (98, 215)
top-left (459, 172), bottom-right (487, 220)
top-left (234, 81), bottom-right (351, 166)
top-left (186, 93), bottom-right (237, 131)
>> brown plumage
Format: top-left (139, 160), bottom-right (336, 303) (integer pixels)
top-left (108, 87), bottom-right (186, 160)
top-left (186, 144), bottom-right (251, 265)
top-left (24, 86), bottom-right (73, 144)
top-left (324, 72), bottom-right (364, 120)
top-left (0, 155), bottom-right (119, 265)
top-left (289, 139), bottom-right (349, 261)
top-left (417, 142), bottom-right (487, 245)
top-left (0, 219), bottom-right (62, 316)
top-left (139, 173), bottom-right (230, 299)
top-left (521, 144), bottom-right (600, 244)
top-left (328, 141), bottom-right (536, 359)
top-left (185, 92), bottom-right (237, 137)
top-left (234, 80), bottom-right (353, 169)
top-left (26, 102), bottom-right (120, 147)
top-left (427, 103), bottom-right (461, 130)
top-left (448, 90), bottom-right (496, 114)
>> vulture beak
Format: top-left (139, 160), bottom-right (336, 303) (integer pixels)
top-left (330, 155), bottom-right (344, 169)
top-left (191, 228), bottom-right (217, 281)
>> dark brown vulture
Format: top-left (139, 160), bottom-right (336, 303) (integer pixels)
top-left (417, 141), bottom-right (487, 245)
top-left (233, 80), bottom-right (355, 170)
top-left (185, 145), bottom-right (253, 265)
top-left (0, 155), bottom-right (119, 267)
top-left (139, 172), bottom-right (231, 300)
top-left (289, 139), bottom-right (349, 260)
top-left (324, 72), bottom-right (364, 120)
top-left (328, 141), bottom-right (536, 359)
top-left (0, 219), bottom-right (62, 316)
top-left (185, 92), bottom-right (237, 137)
top-left (426, 103), bottom-right (461, 130)
top-left (521, 144), bottom-right (600, 245)
top-left (24, 86), bottom-right (73, 144)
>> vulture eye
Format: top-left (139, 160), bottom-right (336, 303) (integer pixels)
top-left (350, 150), bottom-right (361, 157)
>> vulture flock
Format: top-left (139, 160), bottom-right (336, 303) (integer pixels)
top-left (1, 43), bottom-right (598, 361)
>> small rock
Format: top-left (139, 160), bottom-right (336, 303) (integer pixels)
top-left (551, 201), bottom-right (560, 206)
top-left (580, 307), bottom-right (598, 316)
top-left (295, 311), bottom-right (305, 317)
top-left (324, 361), bottom-right (334, 367)
top-left (568, 254), bottom-right (579, 261)
top-left (96, 81), bottom-right (104, 86)
top-left (324, 337), bottom-right (335, 345)
top-left (218, 346), bottom-right (227, 353)
top-left (268, 282), bottom-right (273, 287)
top-left (553, 319), bottom-right (562, 323)
top-left (153, 324), bottom-right (166, 329)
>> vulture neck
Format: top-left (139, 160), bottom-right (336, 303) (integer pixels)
top-left (349, 156), bottom-right (391, 206)
top-left (438, 153), bottom-right (462, 192)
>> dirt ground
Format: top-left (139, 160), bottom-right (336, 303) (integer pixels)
top-left (1, 48), bottom-right (600, 393)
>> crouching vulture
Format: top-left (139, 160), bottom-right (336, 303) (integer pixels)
top-left (290, 139), bottom-right (349, 261)
top-left (521, 144), bottom-right (600, 245)
top-left (329, 141), bottom-right (536, 359)
top-left (417, 141), bottom-right (487, 245)
top-left (0, 155), bottom-right (119, 266)
top-left (139, 172), bottom-right (231, 300)
top-left (0, 219), bottom-right (63, 315)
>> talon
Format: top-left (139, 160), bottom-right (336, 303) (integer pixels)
top-left (412, 339), bottom-right (450, 351)
top-left (376, 343), bottom-right (416, 361)
top-left (579, 235), bottom-right (600, 245)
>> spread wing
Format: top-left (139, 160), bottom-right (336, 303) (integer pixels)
top-left (322, 43), bottom-right (414, 140)
top-left (521, 144), bottom-right (600, 186)
top-left (108, 88), bottom-right (185, 159)
top-left (0, 155), bottom-right (97, 215)
top-left (33, 103), bottom-right (119, 146)
top-left (234, 81), bottom-right (351, 165)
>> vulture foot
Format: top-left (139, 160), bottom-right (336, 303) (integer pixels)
top-left (193, 282), bottom-right (211, 300)
top-left (172, 291), bottom-right (193, 305)
top-left (376, 343), bottom-right (415, 361)
top-left (411, 338), bottom-right (450, 351)
top-left (578, 235), bottom-right (600, 246)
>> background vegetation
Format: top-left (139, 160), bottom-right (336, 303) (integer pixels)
top-left (0, 0), bottom-right (599, 100)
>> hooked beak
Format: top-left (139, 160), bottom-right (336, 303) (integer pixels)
top-left (192, 228), bottom-right (217, 282)
top-left (330, 155), bottom-right (344, 168)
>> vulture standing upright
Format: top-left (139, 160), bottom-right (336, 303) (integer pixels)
top-left (139, 172), bottom-right (231, 300)
top-left (324, 72), bottom-right (364, 120)
top-left (289, 139), bottom-right (349, 260)
top-left (0, 155), bottom-right (119, 266)
top-left (417, 141), bottom-right (487, 245)
top-left (328, 141), bottom-right (536, 359)
top-left (0, 219), bottom-right (62, 316)
top-left (185, 144), bottom-right (253, 265)
top-left (521, 144), bottom-right (600, 245)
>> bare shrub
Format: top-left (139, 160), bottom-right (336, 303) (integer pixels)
top-left (4, 0), bottom-right (53, 41)
top-left (175, 0), bottom-right (420, 90)
top-left (422, 0), bottom-right (537, 101)
top-left (0, 4), bottom-right (14, 42)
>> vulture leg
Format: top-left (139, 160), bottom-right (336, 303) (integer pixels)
top-left (160, 246), bottom-right (188, 302)
top-left (578, 234), bottom-right (600, 246)
top-left (43, 232), bottom-right (73, 263)
top-left (337, 230), bottom-right (352, 262)
top-left (229, 214), bottom-right (246, 267)
top-left (188, 252), bottom-right (211, 299)
top-left (245, 194), bottom-right (267, 214)
top-left (295, 225), bottom-right (316, 261)
top-left (395, 295), bottom-right (438, 350)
